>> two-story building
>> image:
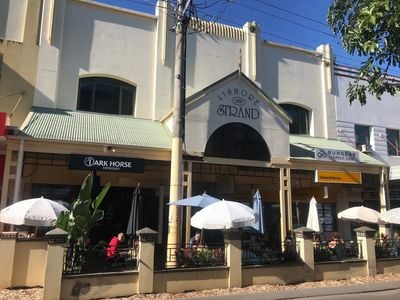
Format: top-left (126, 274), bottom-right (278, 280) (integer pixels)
top-left (0, 0), bottom-right (388, 244)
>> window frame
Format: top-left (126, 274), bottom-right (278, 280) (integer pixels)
top-left (77, 77), bottom-right (136, 116)
top-left (280, 104), bottom-right (310, 135)
top-left (354, 124), bottom-right (370, 150)
top-left (386, 128), bottom-right (400, 156)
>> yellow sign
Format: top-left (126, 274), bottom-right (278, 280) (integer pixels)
top-left (316, 170), bottom-right (362, 184)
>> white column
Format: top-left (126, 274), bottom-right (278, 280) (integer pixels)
top-left (185, 161), bottom-right (192, 245)
top-left (157, 185), bottom-right (164, 245)
top-left (379, 167), bottom-right (390, 235)
top-left (12, 139), bottom-right (24, 204)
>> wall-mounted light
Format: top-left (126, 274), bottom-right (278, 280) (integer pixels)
top-left (104, 145), bottom-right (116, 153)
top-left (323, 185), bottom-right (329, 199)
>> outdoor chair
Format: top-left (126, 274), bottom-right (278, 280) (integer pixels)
top-left (333, 242), bottom-right (345, 260)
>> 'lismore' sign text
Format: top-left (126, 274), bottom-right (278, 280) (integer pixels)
top-left (216, 87), bottom-right (260, 120)
top-left (69, 154), bottom-right (144, 173)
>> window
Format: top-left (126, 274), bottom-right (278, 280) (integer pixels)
top-left (387, 129), bottom-right (400, 156)
top-left (77, 77), bottom-right (135, 115)
top-left (354, 124), bottom-right (370, 149)
top-left (280, 104), bottom-right (310, 135)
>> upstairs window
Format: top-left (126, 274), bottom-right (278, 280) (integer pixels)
top-left (354, 124), bottom-right (370, 150)
top-left (280, 104), bottom-right (310, 135)
top-left (387, 129), bottom-right (400, 156)
top-left (77, 77), bottom-right (135, 115)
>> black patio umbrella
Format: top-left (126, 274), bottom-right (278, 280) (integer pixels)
top-left (126, 183), bottom-right (143, 237)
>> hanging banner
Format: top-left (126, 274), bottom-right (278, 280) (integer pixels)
top-left (315, 170), bottom-right (362, 184)
top-left (315, 148), bottom-right (359, 163)
top-left (68, 154), bottom-right (144, 173)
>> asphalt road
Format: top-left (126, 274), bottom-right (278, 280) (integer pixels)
top-left (292, 288), bottom-right (400, 300)
top-left (191, 281), bottom-right (400, 300)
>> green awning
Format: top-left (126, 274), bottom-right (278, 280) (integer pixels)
top-left (19, 107), bottom-right (172, 149)
top-left (290, 135), bottom-right (386, 167)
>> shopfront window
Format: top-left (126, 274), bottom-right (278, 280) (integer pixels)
top-left (204, 123), bottom-right (270, 161)
top-left (387, 129), bottom-right (400, 156)
top-left (280, 104), bottom-right (310, 135)
top-left (77, 77), bottom-right (136, 115)
top-left (354, 124), bottom-right (370, 150)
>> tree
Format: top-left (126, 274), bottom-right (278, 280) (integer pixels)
top-left (328, 0), bottom-right (400, 105)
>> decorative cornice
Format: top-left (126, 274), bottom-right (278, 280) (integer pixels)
top-left (137, 227), bottom-right (158, 243)
top-left (47, 236), bottom-right (68, 245)
top-left (45, 228), bottom-right (68, 245)
top-left (223, 229), bottom-right (241, 241)
top-left (354, 226), bottom-right (376, 238)
top-left (0, 231), bottom-right (18, 240)
top-left (189, 18), bottom-right (245, 41)
top-left (294, 227), bottom-right (315, 239)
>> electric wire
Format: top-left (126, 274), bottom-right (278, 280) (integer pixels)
top-left (254, 0), bottom-right (328, 27)
top-left (95, 0), bottom-right (400, 75)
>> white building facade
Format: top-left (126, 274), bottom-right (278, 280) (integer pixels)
top-left (0, 0), bottom-right (390, 243)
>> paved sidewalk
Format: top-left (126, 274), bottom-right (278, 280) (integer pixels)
top-left (191, 280), bottom-right (400, 300)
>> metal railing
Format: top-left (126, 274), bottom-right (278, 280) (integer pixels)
top-left (163, 243), bottom-right (226, 269)
top-left (375, 238), bottom-right (400, 259)
top-left (241, 240), bottom-right (298, 265)
top-left (314, 241), bottom-right (360, 262)
top-left (63, 242), bottom-right (138, 275)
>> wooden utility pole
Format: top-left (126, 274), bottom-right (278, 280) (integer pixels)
top-left (167, 0), bottom-right (190, 247)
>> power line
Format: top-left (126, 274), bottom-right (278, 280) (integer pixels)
top-left (193, 6), bottom-right (400, 74)
top-left (237, 2), bottom-right (335, 38)
top-left (99, 1), bottom-right (400, 76)
top-left (110, 1), bottom-right (353, 58)
top-left (255, 0), bottom-right (328, 27)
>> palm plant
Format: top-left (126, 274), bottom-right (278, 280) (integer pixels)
top-left (57, 173), bottom-right (110, 273)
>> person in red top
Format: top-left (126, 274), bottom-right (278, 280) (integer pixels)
top-left (107, 232), bottom-right (125, 258)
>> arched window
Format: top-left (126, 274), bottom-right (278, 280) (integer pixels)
top-left (77, 77), bottom-right (136, 115)
top-left (280, 104), bottom-right (310, 135)
top-left (204, 123), bottom-right (270, 161)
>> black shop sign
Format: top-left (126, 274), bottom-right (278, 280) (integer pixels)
top-left (68, 154), bottom-right (144, 173)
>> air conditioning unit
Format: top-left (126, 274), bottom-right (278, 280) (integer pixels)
top-left (360, 144), bottom-right (373, 153)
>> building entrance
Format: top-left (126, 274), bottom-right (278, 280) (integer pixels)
top-left (187, 162), bottom-right (281, 247)
top-left (92, 186), bottom-right (158, 243)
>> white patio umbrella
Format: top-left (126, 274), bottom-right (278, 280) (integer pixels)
top-left (306, 196), bottom-right (320, 232)
top-left (380, 207), bottom-right (400, 224)
top-left (191, 199), bottom-right (259, 230)
top-left (0, 197), bottom-right (69, 227)
top-left (251, 189), bottom-right (264, 234)
top-left (338, 206), bottom-right (381, 224)
top-left (167, 192), bottom-right (221, 208)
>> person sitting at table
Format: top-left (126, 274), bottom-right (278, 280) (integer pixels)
top-left (107, 232), bottom-right (125, 261)
top-left (189, 231), bottom-right (202, 249)
top-left (328, 232), bottom-right (344, 258)
top-left (328, 232), bottom-right (342, 249)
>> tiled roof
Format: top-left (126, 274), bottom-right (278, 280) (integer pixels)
top-left (290, 135), bottom-right (386, 166)
top-left (19, 108), bottom-right (172, 149)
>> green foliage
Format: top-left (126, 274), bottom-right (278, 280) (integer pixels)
top-left (328, 0), bottom-right (400, 104)
top-left (56, 173), bottom-right (110, 247)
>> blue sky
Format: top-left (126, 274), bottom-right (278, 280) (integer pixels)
top-left (94, 0), bottom-right (392, 73)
